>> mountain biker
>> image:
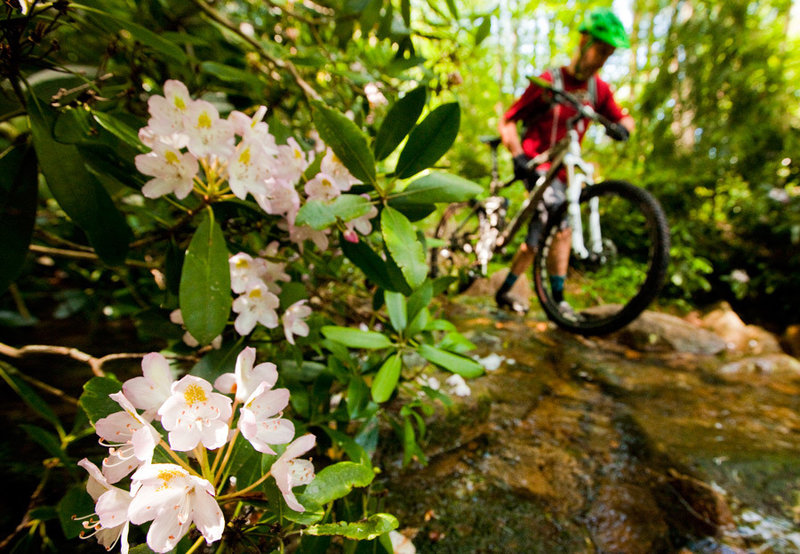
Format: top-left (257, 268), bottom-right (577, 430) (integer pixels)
top-left (495, 8), bottom-right (635, 314)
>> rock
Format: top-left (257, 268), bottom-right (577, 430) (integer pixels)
top-left (700, 302), bottom-right (782, 355)
top-left (609, 310), bottom-right (727, 354)
top-left (780, 324), bottom-right (800, 358)
top-left (587, 483), bottom-right (671, 553)
top-left (717, 353), bottom-right (800, 381)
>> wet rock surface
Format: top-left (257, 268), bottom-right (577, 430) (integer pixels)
top-left (379, 298), bottom-right (800, 553)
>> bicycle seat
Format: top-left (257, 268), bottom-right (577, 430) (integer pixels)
top-left (480, 136), bottom-right (502, 148)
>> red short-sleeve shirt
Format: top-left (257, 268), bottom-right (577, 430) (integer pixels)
top-left (504, 67), bottom-right (627, 159)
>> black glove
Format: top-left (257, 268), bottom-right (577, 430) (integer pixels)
top-left (513, 153), bottom-right (533, 181)
top-left (606, 122), bottom-right (630, 142)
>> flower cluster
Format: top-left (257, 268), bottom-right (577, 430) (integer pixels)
top-left (134, 80), bottom-right (368, 246)
top-left (77, 348), bottom-right (316, 553)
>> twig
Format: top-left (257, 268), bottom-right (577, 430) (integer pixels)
top-left (28, 244), bottom-right (154, 269)
top-left (189, 0), bottom-right (321, 101)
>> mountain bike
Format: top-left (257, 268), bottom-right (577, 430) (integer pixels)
top-left (430, 83), bottom-right (670, 336)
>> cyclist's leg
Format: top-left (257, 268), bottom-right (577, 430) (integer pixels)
top-left (542, 179), bottom-right (570, 303)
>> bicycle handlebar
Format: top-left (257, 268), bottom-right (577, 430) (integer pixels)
top-left (527, 75), bottom-right (625, 140)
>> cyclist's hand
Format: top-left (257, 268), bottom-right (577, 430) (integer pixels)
top-left (607, 122), bottom-right (630, 142)
top-left (513, 154), bottom-right (533, 181)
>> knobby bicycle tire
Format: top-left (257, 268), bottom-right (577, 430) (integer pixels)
top-left (430, 202), bottom-right (484, 293)
top-left (533, 180), bottom-right (670, 335)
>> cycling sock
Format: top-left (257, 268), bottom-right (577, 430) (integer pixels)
top-left (550, 274), bottom-right (566, 303)
top-left (496, 272), bottom-right (519, 299)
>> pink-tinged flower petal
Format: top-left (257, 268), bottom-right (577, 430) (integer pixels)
top-left (231, 347), bottom-right (278, 402)
top-left (145, 499), bottom-right (190, 553)
top-left (214, 372), bottom-right (236, 394)
top-left (122, 353), bottom-right (175, 415)
top-left (76, 458), bottom-right (132, 553)
top-left (158, 376), bottom-right (232, 452)
top-left (191, 486), bottom-right (225, 543)
top-left (271, 433), bottom-right (316, 512)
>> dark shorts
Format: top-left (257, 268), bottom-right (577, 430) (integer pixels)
top-left (525, 177), bottom-right (568, 247)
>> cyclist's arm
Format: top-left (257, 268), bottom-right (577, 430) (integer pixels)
top-left (498, 114), bottom-right (524, 157)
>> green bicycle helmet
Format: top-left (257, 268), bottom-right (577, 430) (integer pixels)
top-left (578, 8), bottom-right (630, 49)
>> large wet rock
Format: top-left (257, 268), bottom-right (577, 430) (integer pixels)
top-left (380, 300), bottom-right (800, 553)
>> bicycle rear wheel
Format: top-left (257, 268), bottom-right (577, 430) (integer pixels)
top-left (430, 202), bottom-right (484, 292)
top-left (533, 180), bottom-right (670, 335)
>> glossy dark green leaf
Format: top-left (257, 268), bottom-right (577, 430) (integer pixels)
top-left (20, 424), bottom-right (68, 465)
top-left (388, 172), bottom-right (483, 209)
top-left (445, 0), bottom-right (459, 19)
top-left (384, 291), bottom-right (407, 332)
top-left (395, 102), bottom-right (460, 179)
top-left (370, 353), bottom-right (402, 403)
top-left (305, 513), bottom-right (398, 540)
top-left (341, 239), bottom-right (396, 291)
top-left (28, 99), bottom-right (132, 265)
top-left (321, 326), bottom-right (393, 349)
top-left (0, 143), bottom-right (37, 293)
top-left (75, 4), bottom-right (188, 64)
top-left (311, 100), bottom-right (376, 187)
top-left (296, 194), bottom-right (374, 230)
top-left (91, 111), bottom-right (148, 153)
top-left (58, 484), bottom-right (95, 539)
top-left (417, 343), bottom-right (484, 378)
top-left (79, 376), bottom-right (123, 424)
top-left (406, 280), bottom-right (433, 321)
top-left (299, 461), bottom-right (375, 505)
top-left (179, 212), bottom-right (231, 345)
top-left (374, 85), bottom-right (427, 161)
top-left (381, 206), bottom-right (427, 289)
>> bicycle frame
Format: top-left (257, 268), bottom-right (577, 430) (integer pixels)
top-left (494, 126), bottom-right (604, 262)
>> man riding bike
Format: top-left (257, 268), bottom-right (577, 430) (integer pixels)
top-left (495, 8), bottom-right (635, 314)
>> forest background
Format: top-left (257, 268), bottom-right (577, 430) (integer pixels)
top-left (0, 0), bottom-right (799, 552)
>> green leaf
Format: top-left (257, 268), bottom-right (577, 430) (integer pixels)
top-left (417, 343), bottom-right (484, 378)
top-left (388, 172), bottom-right (483, 209)
top-left (310, 101), bottom-right (376, 187)
top-left (296, 194), bottom-right (374, 230)
top-left (320, 426), bottom-right (372, 468)
top-left (381, 206), bottom-right (427, 289)
top-left (406, 306), bottom-right (430, 337)
top-left (384, 291), bottom-right (407, 332)
top-left (75, 4), bottom-right (188, 64)
top-left (0, 143), bottom-right (37, 294)
top-left (395, 103), bottom-right (460, 179)
top-left (299, 461), bottom-right (375, 505)
top-left (79, 376), bottom-right (123, 424)
top-left (304, 513), bottom-right (398, 540)
top-left (321, 326), bottom-right (393, 349)
top-left (341, 238), bottom-right (396, 291)
top-left (199, 61), bottom-right (263, 87)
top-left (28, 99), bottom-right (132, 265)
top-left (374, 85), bottom-right (427, 161)
top-left (475, 15), bottom-right (492, 46)
top-left (58, 484), bottom-right (95, 539)
top-left (179, 212), bottom-right (231, 345)
top-left (370, 353), bottom-right (402, 403)
top-left (20, 424), bottom-right (69, 465)
top-left (0, 362), bottom-right (61, 430)
top-left (406, 280), bottom-right (433, 321)
top-left (91, 111), bottom-right (147, 153)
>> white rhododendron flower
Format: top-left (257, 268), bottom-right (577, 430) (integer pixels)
top-left (287, 223), bottom-right (329, 252)
top-left (213, 346), bottom-right (278, 403)
top-left (228, 252), bottom-right (268, 295)
top-left (238, 382), bottom-right (295, 454)
top-left (77, 459), bottom-right (132, 554)
top-left (122, 352), bottom-right (175, 418)
top-left (134, 142), bottom-right (198, 199)
top-left (232, 280), bottom-right (280, 335)
top-left (389, 530), bottom-right (417, 554)
top-left (128, 464), bottom-right (224, 553)
top-left (158, 375), bottom-right (233, 451)
top-left (182, 99), bottom-right (235, 159)
top-left (304, 172), bottom-right (341, 202)
top-left (253, 179), bottom-right (301, 223)
top-left (319, 148), bottom-right (360, 192)
top-left (271, 433), bottom-right (316, 512)
top-left (146, 80), bottom-right (193, 138)
top-left (94, 392), bottom-right (160, 483)
top-left (282, 300), bottom-right (312, 345)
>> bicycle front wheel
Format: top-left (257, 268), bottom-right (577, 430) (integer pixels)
top-left (430, 202), bottom-right (484, 293)
top-left (533, 180), bottom-right (670, 335)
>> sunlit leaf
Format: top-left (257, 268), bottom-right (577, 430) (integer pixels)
top-left (304, 513), bottom-right (398, 540)
top-left (321, 326), bottom-right (393, 349)
top-left (381, 206), bottom-right (427, 289)
top-left (417, 343), bottom-right (484, 378)
top-left (370, 353), bottom-right (402, 403)
top-left (311, 101), bottom-right (376, 186)
top-left (296, 194), bottom-right (374, 230)
top-left (299, 461), bottom-right (375, 505)
top-left (384, 291), bottom-right (407, 332)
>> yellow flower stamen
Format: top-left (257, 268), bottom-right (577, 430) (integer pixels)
top-left (183, 384), bottom-right (208, 406)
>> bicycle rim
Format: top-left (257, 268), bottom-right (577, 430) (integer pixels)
top-left (533, 180), bottom-right (670, 335)
top-left (430, 203), bottom-right (483, 292)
